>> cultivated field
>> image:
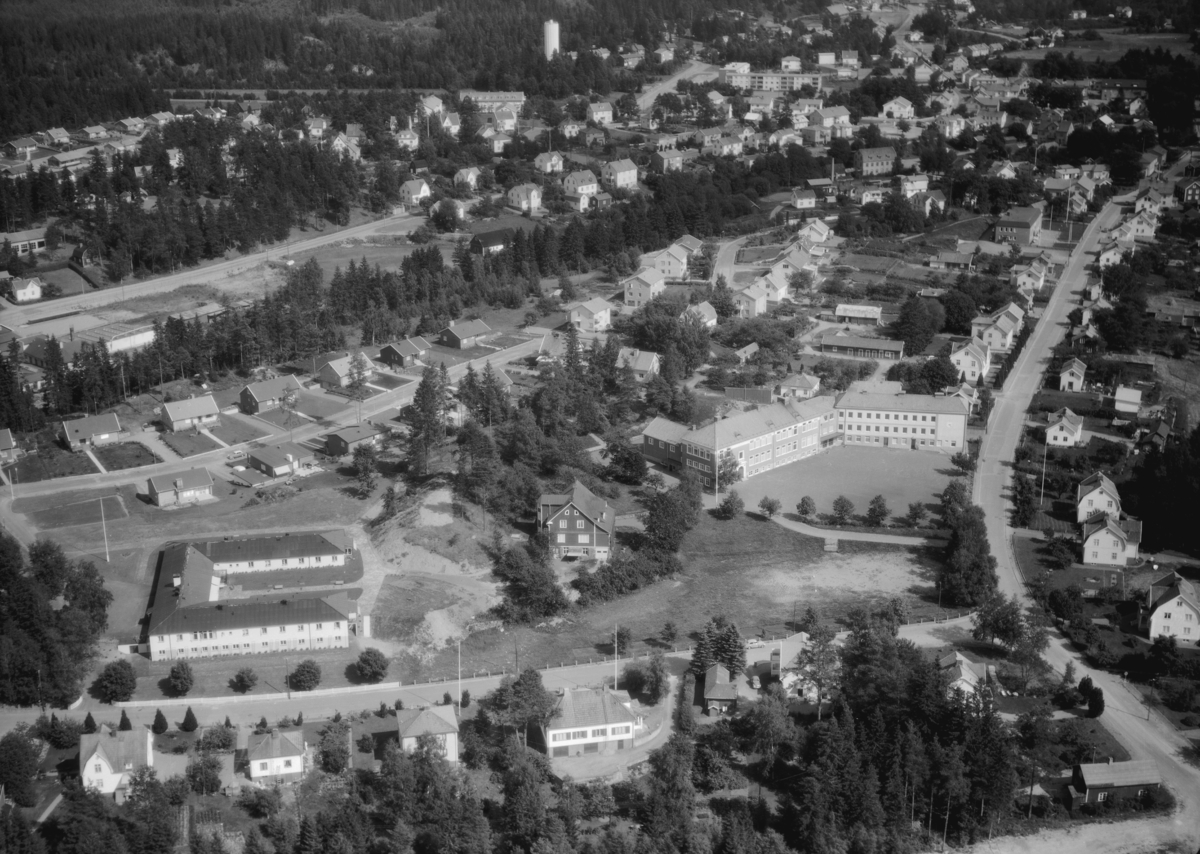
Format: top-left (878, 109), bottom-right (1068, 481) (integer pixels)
top-left (94, 442), bottom-right (161, 471)
top-left (1006, 32), bottom-right (1193, 63)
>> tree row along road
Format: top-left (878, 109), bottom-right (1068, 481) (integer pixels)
top-left (6, 211), bottom-right (419, 330)
top-left (971, 199), bottom-right (1200, 854)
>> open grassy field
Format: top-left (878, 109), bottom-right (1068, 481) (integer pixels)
top-left (405, 513), bottom-right (946, 683)
top-left (27, 493), bottom-right (129, 530)
top-left (1006, 32), bottom-right (1193, 63)
top-left (160, 431), bottom-right (221, 457)
top-left (732, 445), bottom-right (957, 528)
top-left (94, 442), bottom-right (161, 471)
top-left (368, 373), bottom-right (412, 391)
top-left (294, 390), bottom-right (349, 419)
top-left (209, 414), bottom-right (270, 445)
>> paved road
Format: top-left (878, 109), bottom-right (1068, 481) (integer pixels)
top-left (770, 512), bottom-right (948, 546)
top-left (637, 60), bottom-right (719, 113)
top-left (711, 235), bottom-right (750, 285)
top-left (8, 212), bottom-right (420, 330)
top-left (971, 199), bottom-right (1200, 854)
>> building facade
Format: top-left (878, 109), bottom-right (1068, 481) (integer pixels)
top-left (537, 480), bottom-right (614, 561)
top-left (834, 385), bottom-right (968, 451)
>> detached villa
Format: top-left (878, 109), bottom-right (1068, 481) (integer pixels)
top-left (544, 687), bottom-right (644, 758)
top-left (537, 480), bottom-right (614, 562)
top-left (81, 725), bottom-right (152, 802)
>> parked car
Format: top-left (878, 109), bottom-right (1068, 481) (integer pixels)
top-left (744, 638), bottom-right (765, 649)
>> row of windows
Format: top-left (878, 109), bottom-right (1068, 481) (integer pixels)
top-left (686, 460), bottom-right (712, 473)
top-left (848, 436), bottom-right (934, 447)
top-left (556, 534), bottom-right (591, 544)
top-left (558, 520), bottom-right (587, 528)
top-left (849, 424), bottom-right (942, 436)
top-left (551, 725), bottom-right (632, 742)
top-left (163, 622), bottom-right (340, 642)
top-left (227, 555), bottom-right (337, 568)
top-left (1160, 612), bottom-right (1194, 622)
top-left (840, 412), bottom-right (938, 422)
top-left (685, 444), bottom-right (711, 460)
top-left (169, 637), bottom-right (344, 653)
top-left (258, 760), bottom-right (295, 770)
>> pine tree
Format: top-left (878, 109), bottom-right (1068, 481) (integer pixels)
top-left (83, 712), bottom-right (96, 734)
top-left (181, 706), bottom-right (198, 732)
top-left (152, 709), bottom-right (168, 734)
top-left (118, 710), bottom-right (132, 731)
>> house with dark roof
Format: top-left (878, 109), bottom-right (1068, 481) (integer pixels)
top-left (818, 332), bottom-right (904, 360)
top-left (538, 480), bottom-right (614, 562)
top-left (1142, 572), bottom-right (1200, 644)
top-left (440, 320), bottom-right (493, 349)
top-left (1068, 759), bottom-right (1161, 809)
top-left (1081, 514), bottom-right (1141, 567)
top-left (379, 337), bottom-right (431, 369)
top-left (81, 725), bottom-right (153, 801)
top-left (240, 375), bottom-right (302, 414)
top-left (162, 394), bottom-right (220, 432)
top-left (325, 424), bottom-right (384, 457)
top-left (640, 417), bottom-right (690, 471)
top-left (397, 706), bottom-right (459, 763)
top-left (544, 688), bottom-right (643, 758)
top-left (995, 206), bottom-right (1043, 245)
top-left (703, 665), bottom-right (739, 714)
top-left (247, 729), bottom-right (307, 782)
top-left (248, 442), bottom-right (315, 478)
top-left (60, 413), bottom-right (123, 451)
top-left (145, 534), bottom-right (356, 661)
top-left (469, 228), bottom-right (515, 255)
top-left (148, 467), bottom-right (214, 507)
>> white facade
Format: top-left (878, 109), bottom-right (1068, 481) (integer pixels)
top-left (544, 20), bottom-right (560, 61)
top-left (81, 728), bottom-right (152, 796)
top-left (150, 618), bottom-right (349, 661)
top-left (624, 269), bottom-right (666, 307)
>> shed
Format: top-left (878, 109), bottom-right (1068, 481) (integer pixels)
top-left (703, 665), bottom-right (738, 714)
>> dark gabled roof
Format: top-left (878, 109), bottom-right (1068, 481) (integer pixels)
top-left (326, 424), bottom-right (383, 445)
top-left (163, 395), bottom-right (219, 422)
top-left (470, 228), bottom-right (515, 249)
top-left (81, 725), bottom-right (149, 773)
top-left (61, 413), bottom-right (121, 441)
top-left (1076, 759), bottom-right (1161, 789)
top-left (539, 480), bottom-right (613, 534)
top-left (997, 206), bottom-right (1043, 227)
top-left (704, 665), bottom-right (738, 700)
top-left (0, 428), bottom-right (13, 451)
top-left (397, 706), bottom-right (458, 738)
top-left (196, 530), bottom-right (350, 564)
top-left (247, 730), bottom-right (305, 760)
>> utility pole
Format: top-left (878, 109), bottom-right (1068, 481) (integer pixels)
top-left (1039, 439), bottom-right (1048, 505)
top-left (613, 623), bottom-right (619, 689)
top-left (457, 640), bottom-right (462, 707)
top-left (100, 495), bottom-right (110, 562)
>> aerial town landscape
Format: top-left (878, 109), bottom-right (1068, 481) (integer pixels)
top-left (1, 0), bottom-right (1200, 852)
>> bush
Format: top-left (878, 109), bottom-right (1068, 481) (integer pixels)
top-left (758, 496), bottom-right (781, 518)
top-left (94, 660), bottom-right (137, 703)
top-left (717, 490), bottom-right (744, 519)
top-left (461, 690), bottom-right (471, 708)
top-left (238, 786), bottom-right (282, 818)
top-left (356, 648), bottom-right (390, 683)
top-left (168, 660), bottom-right (195, 696)
top-left (356, 733), bottom-right (376, 754)
top-left (233, 667), bottom-right (258, 694)
top-left (291, 660), bottom-right (321, 691)
top-left (797, 496), bottom-right (815, 518)
top-left (197, 725), bottom-right (236, 753)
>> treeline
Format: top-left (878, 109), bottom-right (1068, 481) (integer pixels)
top-left (0, 532), bottom-right (112, 708)
top-left (1126, 424), bottom-right (1200, 554)
top-left (0, 0), bottom-right (678, 137)
top-left (938, 479), bottom-right (999, 606)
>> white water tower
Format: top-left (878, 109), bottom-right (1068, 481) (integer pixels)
top-left (544, 19), bottom-right (560, 61)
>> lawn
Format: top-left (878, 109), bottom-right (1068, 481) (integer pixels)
top-left (161, 430), bottom-right (222, 458)
top-left (408, 514), bottom-right (947, 684)
top-left (295, 390), bottom-right (349, 420)
top-left (27, 493), bottom-right (129, 530)
top-left (731, 445), bottom-right (956, 528)
top-left (94, 442), bottom-right (161, 471)
top-left (5, 430), bottom-right (98, 482)
top-left (255, 407), bottom-right (307, 429)
top-left (208, 415), bottom-right (269, 446)
top-left (368, 373), bottom-right (413, 391)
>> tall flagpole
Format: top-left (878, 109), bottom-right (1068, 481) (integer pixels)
top-left (100, 495), bottom-right (110, 562)
top-left (457, 640), bottom-right (462, 707)
top-left (614, 624), bottom-right (619, 690)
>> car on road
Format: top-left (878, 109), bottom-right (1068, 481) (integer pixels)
top-left (227, 451), bottom-right (246, 461)
top-left (744, 638), bottom-right (765, 649)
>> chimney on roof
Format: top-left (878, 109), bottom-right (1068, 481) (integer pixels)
top-left (69, 326), bottom-right (74, 341)
top-left (172, 573), bottom-right (182, 587)
top-left (1108, 757), bottom-right (1113, 764)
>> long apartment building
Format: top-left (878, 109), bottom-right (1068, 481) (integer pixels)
top-left (641, 397), bottom-right (840, 486)
top-left (640, 382), bottom-right (968, 484)
top-left (718, 66), bottom-right (824, 92)
top-left (144, 531), bottom-right (357, 661)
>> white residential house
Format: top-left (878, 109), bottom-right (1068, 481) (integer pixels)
top-left (900, 174), bottom-right (930, 198)
top-left (640, 244), bottom-right (688, 280)
top-left (1114, 385), bottom-right (1142, 414)
top-left (400, 178), bottom-right (431, 207)
top-left (1060, 358), bottom-right (1086, 391)
top-left (563, 170), bottom-right (599, 197)
top-left (624, 268), bottom-right (666, 307)
top-left (1047, 407), bottom-right (1084, 446)
top-left (397, 706), bottom-right (460, 763)
top-left (507, 183), bottom-right (542, 212)
top-left (792, 188), bottom-right (818, 209)
top-left (329, 132), bottom-right (362, 161)
top-left (394, 128), bottom-right (420, 152)
top-left (455, 167), bottom-right (481, 190)
top-left (588, 102), bottom-right (614, 125)
top-left (681, 301), bottom-right (718, 328)
top-left (1082, 515), bottom-right (1141, 567)
top-left (1143, 573), bottom-right (1200, 645)
top-left (10, 276), bottom-right (42, 303)
top-left (534, 151), bottom-right (564, 174)
top-left (1077, 472), bottom-right (1123, 524)
top-left (81, 725), bottom-right (152, 801)
top-left (733, 284), bottom-right (769, 319)
top-left (568, 297), bottom-right (613, 333)
top-left (881, 96), bottom-right (915, 119)
top-left (247, 730), bottom-right (307, 783)
top-left (162, 394), bottom-right (221, 432)
top-left (421, 94), bottom-right (444, 116)
top-left (949, 338), bottom-right (991, 383)
top-left (601, 159), bottom-right (638, 190)
top-left (618, 347), bottom-right (662, 381)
